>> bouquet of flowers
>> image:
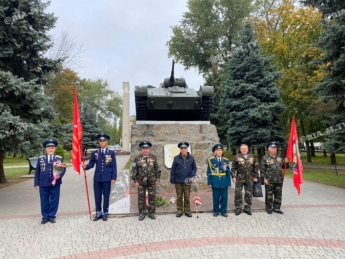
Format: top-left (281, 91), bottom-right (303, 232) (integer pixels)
top-left (52, 161), bottom-right (66, 185)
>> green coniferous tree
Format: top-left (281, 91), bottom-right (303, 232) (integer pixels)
top-left (302, 0), bottom-right (345, 163)
top-left (222, 23), bottom-right (284, 161)
top-left (0, 0), bottom-right (60, 183)
top-left (80, 103), bottom-right (102, 154)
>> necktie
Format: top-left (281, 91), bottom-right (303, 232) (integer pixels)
top-left (101, 150), bottom-right (104, 157)
top-left (49, 156), bottom-right (53, 163)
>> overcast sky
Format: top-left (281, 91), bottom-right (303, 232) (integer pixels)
top-left (46, 0), bottom-right (204, 116)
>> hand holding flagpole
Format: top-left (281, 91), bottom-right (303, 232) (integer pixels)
top-left (72, 88), bottom-right (92, 219)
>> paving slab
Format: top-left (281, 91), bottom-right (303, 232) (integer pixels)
top-left (1, 155), bottom-right (345, 258)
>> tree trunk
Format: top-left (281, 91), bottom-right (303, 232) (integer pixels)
top-left (331, 153), bottom-right (336, 165)
top-left (281, 146), bottom-right (287, 158)
top-left (0, 150), bottom-right (7, 183)
top-left (323, 150), bottom-right (327, 157)
top-left (257, 146), bottom-right (265, 165)
top-left (306, 141), bottom-right (312, 162)
top-left (310, 141), bottom-right (316, 157)
top-left (13, 152), bottom-right (17, 158)
top-left (231, 147), bottom-right (236, 155)
top-left (300, 119), bottom-right (312, 162)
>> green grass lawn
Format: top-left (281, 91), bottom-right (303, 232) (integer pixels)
top-left (2, 156), bottom-right (29, 166)
top-left (285, 168), bottom-right (345, 189)
top-left (0, 167), bottom-right (31, 189)
top-left (3, 152), bottom-right (72, 167)
top-left (125, 158), bottom-right (131, 169)
top-left (300, 152), bottom-right (345, 165)
top-left (1, 152), bottom-right (73, 189)
top-left (223, 150), bottom-right (345, 166)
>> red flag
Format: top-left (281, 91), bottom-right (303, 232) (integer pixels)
top-left (286, 116), bottom-right (303, 195)
top-left (72, 88), bottom-right (83, 174)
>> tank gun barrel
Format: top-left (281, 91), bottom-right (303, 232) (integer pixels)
top-left (169, 60), bottom-right (175, 82)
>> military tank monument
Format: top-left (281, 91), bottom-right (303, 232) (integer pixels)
top-left (134, 60), bottom-right (214, 121)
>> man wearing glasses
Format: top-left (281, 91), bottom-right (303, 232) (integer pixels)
top-left (83, 134), bottom-right (117, 221)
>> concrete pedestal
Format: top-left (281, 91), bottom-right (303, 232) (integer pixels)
top-left (130, 123), bottom-right (219, 193)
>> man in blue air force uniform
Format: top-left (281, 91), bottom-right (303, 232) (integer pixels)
top-left (34, 139), bottom-right (66, 224)
top-left (207, 144), bottom-right (231, 217)
top-left (83, 134), bottom-right (117, 221)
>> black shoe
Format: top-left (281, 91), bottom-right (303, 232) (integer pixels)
top-left (185, 213), bottom-right (192, 217)
top-left (244, 209), bottom-right (252, 216)
top-left (213, 213), bottom-right (219, 217)
top-left (235, 209), bottom-right (241, 216)
top-left (138, 215), bottom-right (145, 221)
top-left (148, 214), bottom-right (156, 220)
top-left (41, 219), bottom-right (48, 224)
top-left (93, 216), bottom-right (102, 221)
top-left (176, 213), bottom-right (182, 218)
top-left (49, 219), bottom-right (56, 223)
top-left (273, 210), bottom-right (284, 214)
top-left (267, 209), bottom-right (272, 214)
top-left (221, 213), bottom-right (228, 217)
top-left (102, 216), bottom-right (108, 221)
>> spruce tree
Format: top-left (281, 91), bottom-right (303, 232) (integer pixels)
top-left (80, 103), bottom-right (102, 153)
top-left (302, 0), bottom-right (345, 161)
top-left (0, 0), bottom-right (60, 183)
top-left (222, 23), bottom-right (284, 160)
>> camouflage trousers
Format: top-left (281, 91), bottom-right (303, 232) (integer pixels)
top-left (138, 184), bottom-right (156, 216)
top-left (175, 183), bottom-right (191, 214)
top-left (234, 179), bottom-right (253, 210)
top-left (265, 182), bottom-right (282, 211)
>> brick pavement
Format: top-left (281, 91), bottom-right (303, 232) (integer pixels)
top-left (1, 155), bottom-right (345, 258)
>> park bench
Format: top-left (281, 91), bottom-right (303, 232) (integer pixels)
top-left (27, 157), bottom-right (38, 174)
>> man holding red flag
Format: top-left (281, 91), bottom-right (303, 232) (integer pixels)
top-left (260, 142), bottom-right (289, 214)
top-left (286, 116), bottom-right (304, 195)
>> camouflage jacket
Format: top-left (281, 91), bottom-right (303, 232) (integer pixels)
top-left (232, 153), bottom-right (258, 180)
top-left (260, 154), bottom-right (284, 183)
top-left (131, 154), bottom-right (160, 185)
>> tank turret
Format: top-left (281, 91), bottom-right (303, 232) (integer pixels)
top-left (134, 60), bottom-right (214, 121)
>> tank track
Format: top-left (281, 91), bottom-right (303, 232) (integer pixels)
top-left (135, 96), bottom-right (147, 120)
top-left (199, 97), bottom-right (213, 121)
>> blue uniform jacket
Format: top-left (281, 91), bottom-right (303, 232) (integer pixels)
top-left (34, 155), bottom-right (66, 187)
top-left (86, 148), bottom-right (117, 182)
top-left (207, 156), bottom-right (231, 188)
top-left (170, 153), bottom-right (197, 184)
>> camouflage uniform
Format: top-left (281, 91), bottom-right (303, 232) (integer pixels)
top-left (132, 154), bottom-right (160, 216)
top-left (232, 154), bottom-right (258, 210)
top-left (260, 154), bottom-right (284, 212)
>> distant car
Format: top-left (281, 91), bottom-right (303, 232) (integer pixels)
top-left (114, 145), bottom-right (122, 152)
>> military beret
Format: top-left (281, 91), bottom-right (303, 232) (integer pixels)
top-left (97, 133), bottom-right (110, 141)
top-left (212, 143), bottom-right (223, 152)
top-left (267, 141), bottom-right (278, 148)
top-left (139, 141), bottom-right (152, 148)
top-left (178, 142), bottom-right (189, 148)
top-left (43, 139), bottom-right (58, 148)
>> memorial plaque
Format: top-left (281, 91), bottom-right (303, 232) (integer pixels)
top-left (164, 144), bottom-right (191, 168)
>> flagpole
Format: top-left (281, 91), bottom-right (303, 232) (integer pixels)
top-left (81, 145), bottom-right (92, 220)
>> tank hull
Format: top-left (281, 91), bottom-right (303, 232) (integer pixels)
top-left (135, 85), bottom-right (213, 121)
top-left (134, 60), bottom-right (214, 121)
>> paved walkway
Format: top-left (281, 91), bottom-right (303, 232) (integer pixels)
top-left (1, 155), bottom-right (345, 258)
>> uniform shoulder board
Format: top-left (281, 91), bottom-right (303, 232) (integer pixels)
top-left (39, 155), bottom-right (45, 158)
top-left (56, 155), bottom-right (62, 158)
top-left (208, 156), bottom-right (214, 160)
top-left (223, 157), bottom-right (229, 160)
